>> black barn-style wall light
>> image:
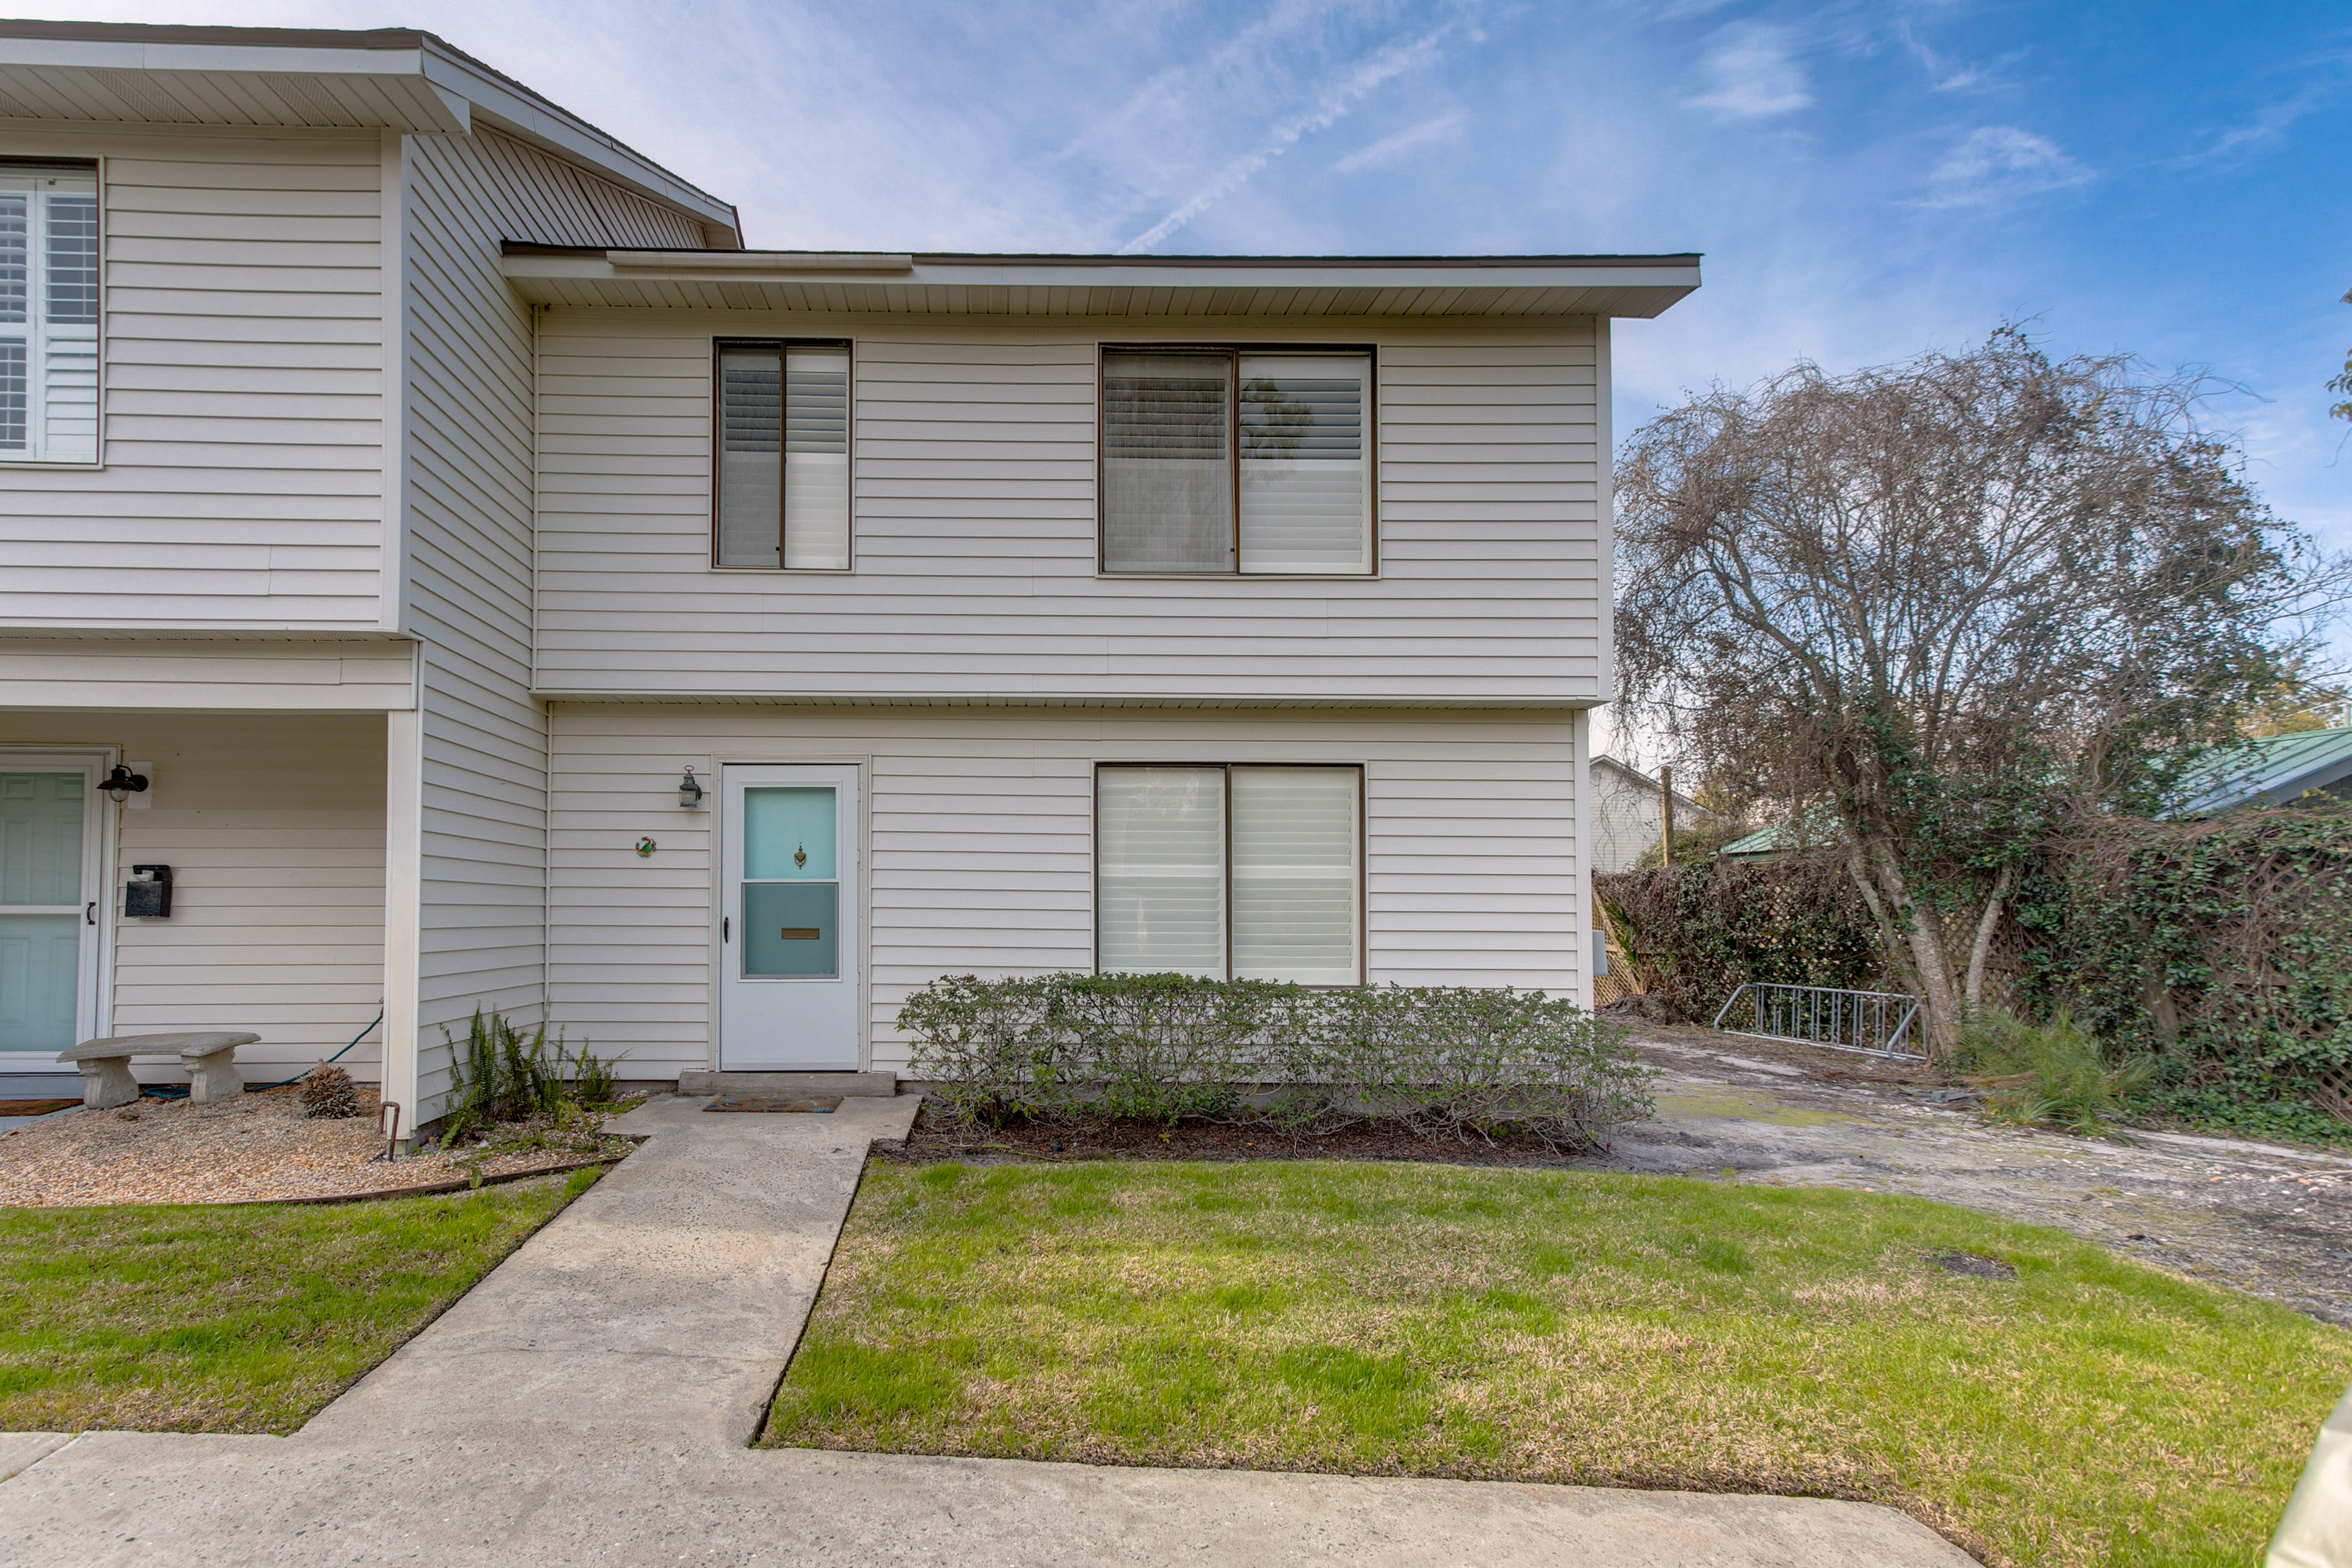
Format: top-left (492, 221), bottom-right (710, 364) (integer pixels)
top-left (95, 764), bottom-right (148, 804)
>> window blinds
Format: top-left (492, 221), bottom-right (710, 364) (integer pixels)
top-left (1096, 764), bottom-right (1361, 984)
top-left (1238, 355), bottom-right (1370, 574)
top-left (715, 341), bottom-right (851, 568)
top-left (715, 345), bottom-right (782, 566)
top-left (1230, 766), bottom-right (1360, 984)
top-left (1101, 350), bottom-right (1232, 572)
top-left (0, 167), bottom-right (98, 464)
top-left (1096, 766), bottom-right (1227, 978)
top-left (1100, 347), bottom-right (1371, 575)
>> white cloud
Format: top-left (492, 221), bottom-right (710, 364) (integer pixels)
top-left (1687, 21), bottom-right (1812, 119)
top-left (1330, 111), bottom-right (1466, 175)
top-left (1919, 126), bottom-right (2092, 208)
top-left (1116, 18), bottom-right (1463, 254)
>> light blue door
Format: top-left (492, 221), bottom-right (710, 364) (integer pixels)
top-left (0, 773), bottom-right (88, 1055)
top-left (718, 764), bottom-right (862, 1070)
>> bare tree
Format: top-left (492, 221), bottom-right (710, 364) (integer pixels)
top-left (1615, 329), bottom-right (2345, 1058)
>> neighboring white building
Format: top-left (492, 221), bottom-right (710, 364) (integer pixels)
top-left (0, 22), bottom-right (1699, 1122)
top-left (1588, 755), bottom-right (1719, 874)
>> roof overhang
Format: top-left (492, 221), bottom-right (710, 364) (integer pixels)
top-left (0, 21), bottom-right (739, 243)
top-left (497, 247), bottom-right (1703, 318)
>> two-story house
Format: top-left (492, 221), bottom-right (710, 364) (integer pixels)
top-left (0, 21), bottom-right (1697, 1132)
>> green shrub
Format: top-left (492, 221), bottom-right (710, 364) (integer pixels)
top-left (437, 1007), bottom-right (627, 1145)
top-left (1958, 1010), bottom-right (2152, 1133)
top-left (896, 973), bottom-right (1652, 1150)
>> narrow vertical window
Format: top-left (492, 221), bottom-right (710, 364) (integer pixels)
top-left (1238, 353), bottom-right (1370, 574)
top-left (715, 344), bottom-right (782, 567)
top-left (0, 165), bottom-right (98, 464)
top-left (783, 344), bottom-right (850, 570)
top-left (1096, 766), bottom-right (1227, 978)
top-left (715, 340), bottom-right (852, 569)
top-left (1230, 766), bottom-right (1360, 984)
top-left (1101, 350), bottom-right (1232, 572)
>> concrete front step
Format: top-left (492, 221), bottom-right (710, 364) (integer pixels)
top-left (675, 1069), bottom-right (899, 1097)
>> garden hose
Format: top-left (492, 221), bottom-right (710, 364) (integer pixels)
top-left (137, 1009), bottom-right (385, 1101)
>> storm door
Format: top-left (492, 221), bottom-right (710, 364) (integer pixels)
top-left (718, 764), bottom-right (861, 1070)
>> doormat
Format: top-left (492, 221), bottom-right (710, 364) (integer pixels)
top-left (0, 1100), bottom-right (80, 1117)
top-left (704, 1095), bottom-right (842, 1114)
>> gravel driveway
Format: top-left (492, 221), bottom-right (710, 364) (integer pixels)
top-left (1601, 1025), bottom-right (2352, 1327)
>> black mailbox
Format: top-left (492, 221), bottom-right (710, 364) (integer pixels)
top-left (124, 864), bottom-right (172, 919)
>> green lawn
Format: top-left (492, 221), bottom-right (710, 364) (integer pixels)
top-left (0, 1169), bottom-right (598, 1434)
top-left (767, 1159), bottom-right (2352, 1568)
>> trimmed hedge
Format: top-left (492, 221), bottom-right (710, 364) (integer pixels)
top-left (896, 972), bottom-right (1652, 1150)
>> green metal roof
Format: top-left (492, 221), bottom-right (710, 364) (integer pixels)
top-left (2166, 727), bottom-right (2352, 816)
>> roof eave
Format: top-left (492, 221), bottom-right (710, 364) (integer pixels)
top-left (0, 23), bottom-right (741, 244)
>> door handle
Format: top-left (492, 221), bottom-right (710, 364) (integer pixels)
top-left (86, 901), bottom-right (96, 926)
top-left (722, 916), bottom-right (730, 942)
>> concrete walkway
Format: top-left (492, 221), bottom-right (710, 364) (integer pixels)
top-left (0, 1093), bottom-right (1972, 1567)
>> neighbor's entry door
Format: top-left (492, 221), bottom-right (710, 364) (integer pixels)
top-left (0, 759), bottom-right (104, 1062)
top-left (718, 764), bottom-right (861, 1071)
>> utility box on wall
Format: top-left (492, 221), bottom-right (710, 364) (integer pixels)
top-left (124, 864), bottom-right (172, 919)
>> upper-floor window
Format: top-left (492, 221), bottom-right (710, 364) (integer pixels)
top-left (0, 164), bottom-right (98, 465)
top-left (713, 339), bottom-right (850, 570)
top-left (1099, 347), bottom-right (1373, 576)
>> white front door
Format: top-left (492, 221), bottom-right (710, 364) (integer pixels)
top-left (718, 763), bottom-right (862, 1071)
top-left (0, 758), bottom-right (104, 1065)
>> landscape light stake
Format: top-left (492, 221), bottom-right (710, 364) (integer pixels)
top-left (373, 1101), bottom-right (402, 1163)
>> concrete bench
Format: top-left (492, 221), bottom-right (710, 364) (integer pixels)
top-left (58, 1032), bottom-right (260, 1110)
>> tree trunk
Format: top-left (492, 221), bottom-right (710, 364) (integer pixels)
top-left (1860, 835), bottom-right (1964, 1060)
top-left (1962, 864), bottom-right (2019, 1014)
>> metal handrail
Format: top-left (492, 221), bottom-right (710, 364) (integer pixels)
top-left (1710, 982), bottom-right (1924, 1060)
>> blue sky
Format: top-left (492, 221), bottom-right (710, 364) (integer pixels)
top-left (62, 1), bottom-right (2352, 635)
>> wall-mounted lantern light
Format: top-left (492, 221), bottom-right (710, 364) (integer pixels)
top-left (95, 764), bottom-right (148, 804)
top-left (677, 766), bottom-right (705, 809)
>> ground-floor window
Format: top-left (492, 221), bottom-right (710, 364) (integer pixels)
top-left (1095, 763), bottom-right (1362, 986)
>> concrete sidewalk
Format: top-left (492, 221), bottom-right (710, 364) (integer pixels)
top-left (0, 1093), bottom-right (1973, 1567)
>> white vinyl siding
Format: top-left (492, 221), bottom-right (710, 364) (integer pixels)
top-left (0, 129), bottom-right (387, 629)
top-left (0, 638), bottom-right (416, 710)
top-left (0, 710), bottom-right (388, 1079)
top-left (546, 706), bottom-right (1581, 1079)
top-left (398, 130), bottom-right (554, 1115)
top-left (534, 317), bottom-right (1602, 705)
top-left (470, 127), bottom-right (709, 251)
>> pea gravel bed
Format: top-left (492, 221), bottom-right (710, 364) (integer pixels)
top-left (0, 1086), bottom-right (628, 1207)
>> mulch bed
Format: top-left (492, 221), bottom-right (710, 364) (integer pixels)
top-left (888, 1106), bottom-right (1602, 1168)
top-left (0, 1085), bottom-right (632, 1207)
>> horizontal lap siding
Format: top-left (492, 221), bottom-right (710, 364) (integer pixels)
top-left (533, 317), bottom-right (1599, 703)
top-left (396, 129), bottom-right (713, 1115)
top-left (401, 132), bottom-right (551, 1114)
top-left (0, 128), bottom-right (385, 629)
top-left (548, 706), bottom-right (1580, 1078)
top-left (0, 710), bottom-right (387, 1076)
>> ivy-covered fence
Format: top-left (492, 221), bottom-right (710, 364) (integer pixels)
top-left (2012, 811), bottom-right (2352, 1140)
top-left (1596, 806), bottom-right (2352, 1139)
top-left (1595, 858), bottom-right (1887, 1023)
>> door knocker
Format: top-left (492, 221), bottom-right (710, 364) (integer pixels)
top-left (794, 842), bottom-right (807, 869)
